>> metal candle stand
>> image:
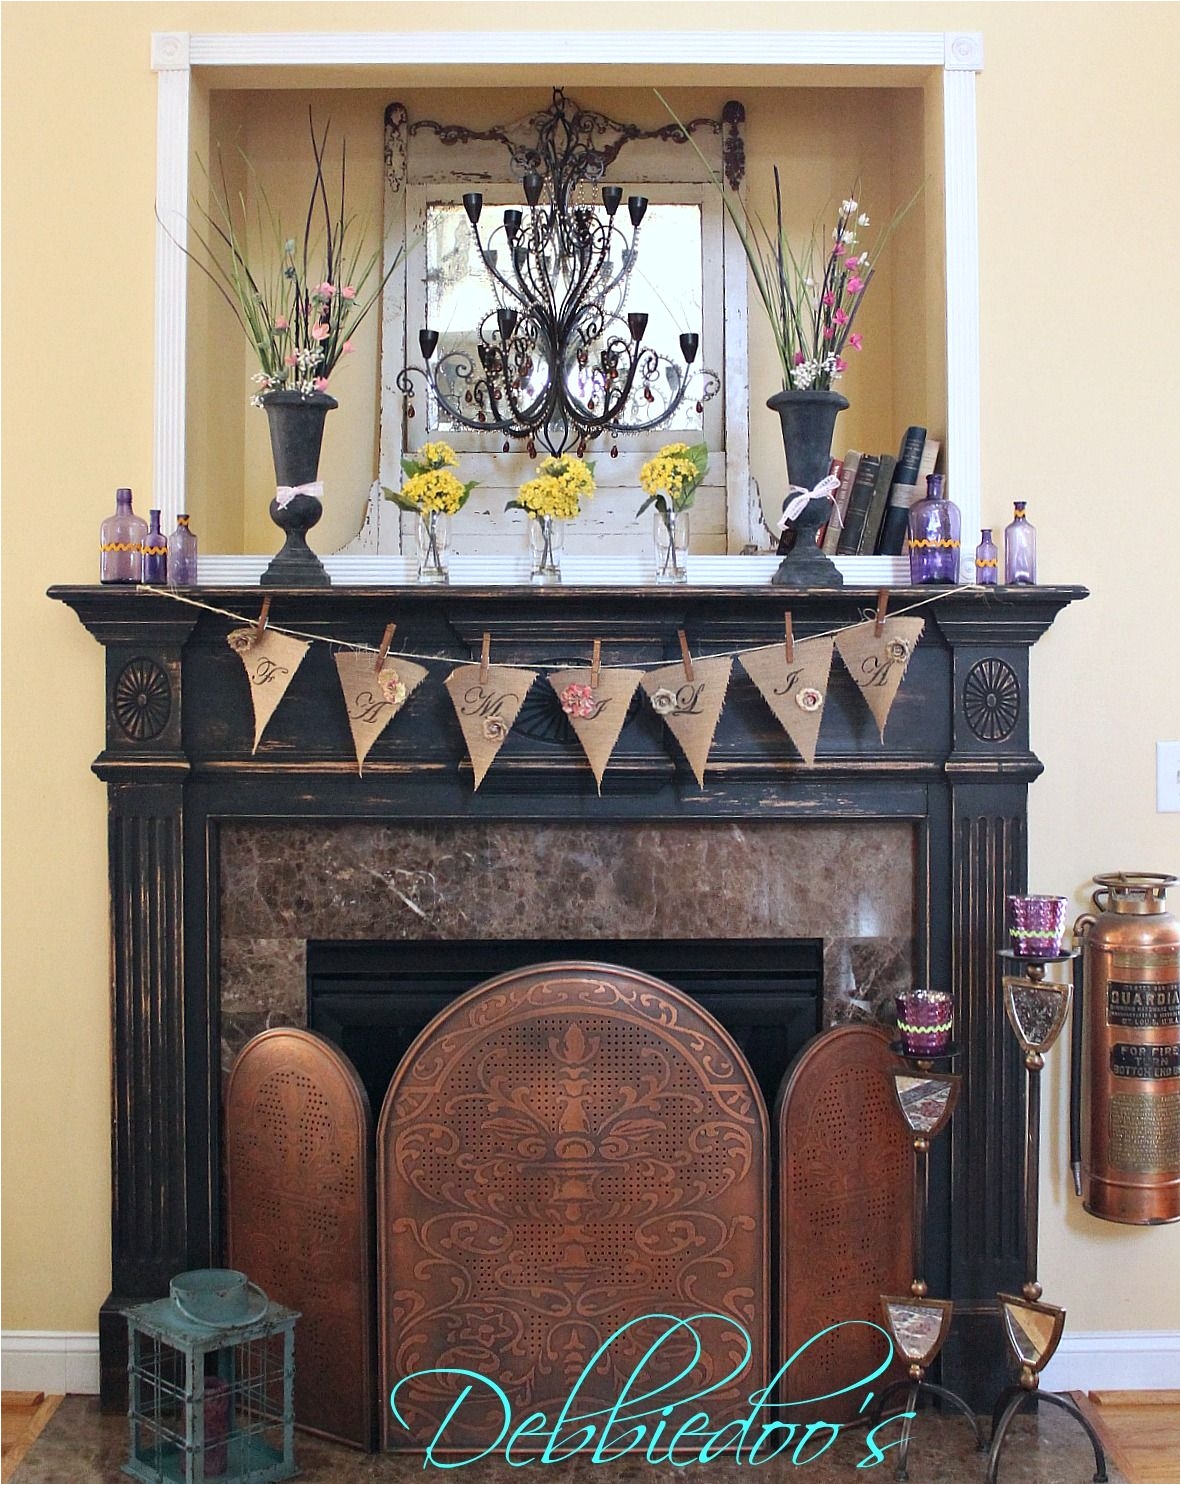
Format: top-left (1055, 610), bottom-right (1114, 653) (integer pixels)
top-left (986, 949), bottom-right (1108, 1483)
top-left (877, 1041), bottom-right (984, 1482)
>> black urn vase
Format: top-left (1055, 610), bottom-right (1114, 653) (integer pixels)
top-left (767, 388), bottom-right (849, 588)
top-left (260, 391), bottom-right (337, 588)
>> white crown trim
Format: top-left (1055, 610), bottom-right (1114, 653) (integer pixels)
top-left (150, 32), bottom-right (189, 70)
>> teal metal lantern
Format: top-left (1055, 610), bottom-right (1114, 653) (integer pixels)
top-left (124, 1270), bottom-right (298, 1484)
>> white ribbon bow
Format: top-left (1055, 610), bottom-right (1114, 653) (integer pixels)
top-left (274, 480), bottom-right (324, 511)
top-left (777, 474), bottom-right (843, 531)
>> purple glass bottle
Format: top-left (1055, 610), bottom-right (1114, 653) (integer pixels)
top-left (167, 514), bottom-right (199, 587)
top-left (907, 473), bottom-right (961, 583)
top-left (100, 487), bottom-right (147, 583)
top-left (974, 527), bottom-right (998, 585)
top-left (142, 509), bottom-right (168, 585)
top-left (1004, 501), bottom-right (1037, 584)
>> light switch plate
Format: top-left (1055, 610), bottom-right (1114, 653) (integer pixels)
top-left (1157, 741), bottom-right (1180, 813)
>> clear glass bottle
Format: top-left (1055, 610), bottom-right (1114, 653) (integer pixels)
top-left (530, 514), bottom-right (563, 583)
top-left (907, 473), bottom-right (961, 583)
top-left (167, 514), bottom-right (199, 586)
top-left (100, 487), bottom-right (147, 583)
top-left (142, 509), bottom-right (168, 584)
top-left (415, 508), bottom-right (450, 584)
top-left (974, 527), bottom-right (999, 586)
top-left (1004, 501), bottom-right (1037, 584)
top-left (653, 506), bottom-right (690, 584)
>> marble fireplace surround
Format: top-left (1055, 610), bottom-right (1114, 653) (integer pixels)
top-left (219, 819), bottom-right (915, 1071)
top-left (49, 581), bottom-right (1085, 1411)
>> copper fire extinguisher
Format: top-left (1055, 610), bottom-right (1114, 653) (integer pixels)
top-left (1070, 873), bottom-right (1179, 1225)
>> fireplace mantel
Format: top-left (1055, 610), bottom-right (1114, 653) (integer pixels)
top-left (51, 582), bottom-right (1085, 1411)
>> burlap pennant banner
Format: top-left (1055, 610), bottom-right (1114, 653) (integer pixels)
top-left (834, 616), bottom-right (925, 741)
top-left (641, 653), bottom-right (732, 788)
top-left (333, 650), bottom-right (428, 776)
top-left (547, 667), bottom-right (644, 793)
top-left (226, 626), bottom-right (311, 754)
top-left (739, 634), bottom-right (836, 766)
top-left (444, 663), bottom-right (538, 789)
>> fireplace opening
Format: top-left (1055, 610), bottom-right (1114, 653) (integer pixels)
top-left (307, 938), bottom-right (824, 1113)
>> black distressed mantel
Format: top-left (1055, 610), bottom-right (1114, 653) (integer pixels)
top-left (50, 582), bottom-right (1085, 1412)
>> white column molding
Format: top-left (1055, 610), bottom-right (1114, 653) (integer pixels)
top-left (942, 67), bottom-right (982, 575)
top-left (944, 33), bottom-right (984, 71)
top-left (152, 65), bottom-right (190, 530)
top-left (150, 32), bottom-right (190, 70)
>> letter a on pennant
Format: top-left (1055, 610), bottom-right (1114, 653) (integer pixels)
top-left (444, 663), bottom-right (537, 790)
top-left (834, 617), bottom-right (925, 741)
top-left (546, 668), bottom-right (644, 793)
top-left (641, 655), bottom-right (732, 788)
top-left (226, 627), bottom-right (311, 754)
top-left (739, 634), bottom-right (835, 766)
top-left (333, 651), bottom-right (428, 776)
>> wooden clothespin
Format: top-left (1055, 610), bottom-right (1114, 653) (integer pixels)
top-left (254, 596), bottom-right (271, 640)
top-left (874, 589), bottom-right (889, 638)
top-left (784, 612), bottom-right (795, 664)
top-left (591, 638), bottom-right (602, 688)
top-left (374, 623), bottom-right (396, 674)
top-left (677, 629), bottom-right (695, 682)
top-left (479, 631), bottom-right (491, 685)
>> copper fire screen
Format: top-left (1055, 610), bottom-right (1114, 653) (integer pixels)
top-left (226, 1028), bottom-right (375, 1449)
top-left (777, 1024), bottom-right (913, 1421)
top-left (378, 962), bottom-right (769, 1454)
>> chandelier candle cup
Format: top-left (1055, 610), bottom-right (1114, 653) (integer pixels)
top-left (383, 441), bottom-right (477, 584)
top-left (1008, 895), bottom-right (1069, 958)
top-left (895, 990), bottom-right (955, 1057)
top-left (638, 441), bottom-right (708, 583)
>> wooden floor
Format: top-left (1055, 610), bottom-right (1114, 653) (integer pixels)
top-left (1, 1388), bottom-right (1177, 1483)
top-left (1, 1394), bottom-right (62, 1485)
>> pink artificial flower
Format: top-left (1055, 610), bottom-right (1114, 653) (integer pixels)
top-left (273, 315), bottom-right (289, 331)
top-left (822, 324), bottom-right (835, 340)
top-left (848, 333), bottom-right (864, 352)
top-left (821, 292), bottom-right (835, 308)
top-left (316, 281), bottom-right (335, 298)
top-left (342, 339), bottom-right (355, 354)
top-left (311, 322), bottom-right (331, 342)
top-left (844, 254), bottom-right (860, 270)
top-left (284, 352), bottom-right (298, 366)
top-left (793, 351), bottom-right (806, 365)
top-left (341, 286), bottom-right (357, 300)
top-left (314, 376), bottom-right (330, 392)
top-left (834, 308), bottom-right (849, 326)
top-left (847, 276), bottom-right (865, 294)
top-left (834, 357), bottom-right (848, 373)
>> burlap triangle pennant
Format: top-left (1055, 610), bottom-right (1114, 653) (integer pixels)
top-left (546, 667), bottom-right (644, 793)
top-left (834, 616), bottom-right (925, 741)
top-left (226, 626), bottom-right (311, 754)
top-left (444, 664), bottom-right (537, 789)
top-left (333, 650), bottom-right (428, 776)
top-left (738, 634), bottom-right (835, 766)
top-left (641, 654), bottom-right (732, 788)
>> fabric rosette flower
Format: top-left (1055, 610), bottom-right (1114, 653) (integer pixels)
top-left (795, 686), bottom-right (824, 713)
top-left (506, 453), bottom-right (596, 522)
top-left (482, 715), bottom-right (510, 742)
top-left (886, 637), bottom-right (912, 663)
top-left (636, 441), bottom-right (709, 521)
top-left (560, 683), bottom-right (598, 720)
top-left (383, 440), bottom-right (477, 516)
top-left (649, 687), bottom-right (678, 716)
top-left (378, 668), bottom-right (408, 708)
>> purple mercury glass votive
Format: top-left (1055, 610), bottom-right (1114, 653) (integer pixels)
top-left (1007, 894), bottom-right (1068, 958)
top-left (895, 989), bottom-right (954, 1057)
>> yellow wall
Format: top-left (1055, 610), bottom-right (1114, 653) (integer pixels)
top-left (3, 2), bottom-right (1177, 1341)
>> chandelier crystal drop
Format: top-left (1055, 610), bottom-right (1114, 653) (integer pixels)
top-left (398, 89), bottom-right (718, 457)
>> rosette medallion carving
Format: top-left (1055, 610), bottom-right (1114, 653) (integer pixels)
top-left (378, 963), bottom-right (768, 1452)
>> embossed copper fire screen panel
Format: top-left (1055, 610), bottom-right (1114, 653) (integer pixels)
top-left (226, 1028), bottom-right (375, 1449)
top-left (777, 1024), bottom-right (912, 1421)
top-left (378, 962), bottom-right (769, 1454)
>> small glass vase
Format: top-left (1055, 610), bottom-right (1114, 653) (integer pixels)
top-left (167, 514), bottom-right (199, 587)
top-left (653, 506), bottom-right (690, 584)
top-left (100, 487), bottom-right (147, 584)
top-left (1004, 501), bottom-right (1037, 584)
top-left (415, 508), bottom-right (450, 584)
top-left (530, 514), bottom-right (564, 583)
top-left (907, 473), bottom-right (961, 584)
top-left (974, 527), bottom-right (998, 586)
top-left (142, 509), bottom-right (168, 585)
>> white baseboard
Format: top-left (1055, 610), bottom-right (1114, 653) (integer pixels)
top-left (1040, 1330), bottom-right (1180, 1393)
top-left (2, 1327), bottom-right (1177, 1400)
top-left (1, 1331), bottom-right (101, 1395)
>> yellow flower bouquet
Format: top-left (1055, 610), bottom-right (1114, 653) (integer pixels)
top-left (383, 441), bottom-right (476, 584)
top-left (506, 453), bottom-right (595, 583)
top-left (638, 441), bottom-right (708, 584)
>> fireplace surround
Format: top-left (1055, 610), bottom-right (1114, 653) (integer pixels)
top-left (51, 580), bottom-right (1083, 1412)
